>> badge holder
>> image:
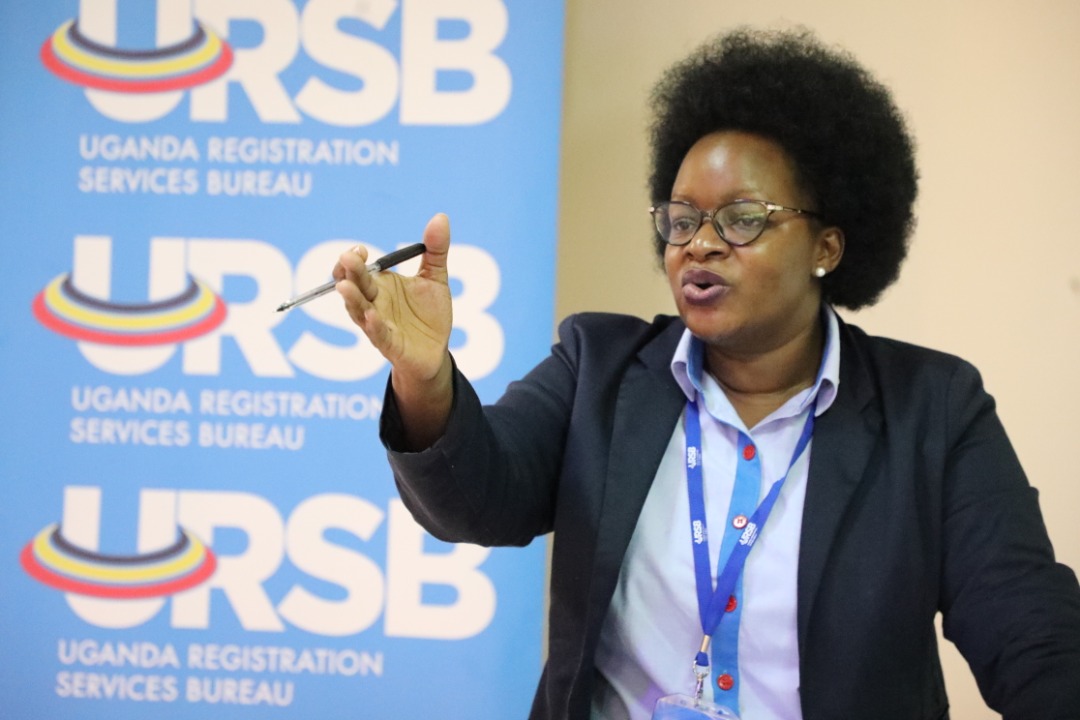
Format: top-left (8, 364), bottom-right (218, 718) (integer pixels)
top-left (652, 694), bottom-right (739, 720)
top-left (651, 652), bottom-right (740, 719)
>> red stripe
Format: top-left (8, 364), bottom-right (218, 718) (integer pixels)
top-left (41, 39), bottom-right (233, 94)
top-left (33, 292), bottom-right (227, 346)
top-left (21, 542), bottom-right (218, 599)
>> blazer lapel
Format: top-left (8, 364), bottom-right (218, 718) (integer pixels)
top-left (585, 319), bottom-right (687, 635)
top-left (797, 323), bottom-right (882, 651)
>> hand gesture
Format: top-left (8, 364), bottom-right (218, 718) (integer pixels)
top-left (334, 214), bottom-right (454, 447)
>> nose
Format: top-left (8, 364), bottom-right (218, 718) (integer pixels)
top-left (686, 216), bottom-right (730, 258)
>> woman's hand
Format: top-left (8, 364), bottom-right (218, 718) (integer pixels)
top-left (334, 213), bottom-right (454, 449)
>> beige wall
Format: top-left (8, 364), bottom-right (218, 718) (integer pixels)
top-left (555, 1), bottom-right (1080, 716)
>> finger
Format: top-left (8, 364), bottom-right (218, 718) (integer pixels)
top-left (333, 245), bottom-right (357, 282)
top-left (416, 213), bottom-right (451, 283)
top-left (336, 273), bottom-right (377, 327)
top-left (336, 244), bottom-right (380, 302)
top-left (336, 244), bottom-right (370, 278)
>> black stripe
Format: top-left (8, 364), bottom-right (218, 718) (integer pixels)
top-left (67, 19), bottom-right (207, 60)
top-left (60, 275), bottom-right (201, 314)
top-left (51, 526), bottom-right (190, 565)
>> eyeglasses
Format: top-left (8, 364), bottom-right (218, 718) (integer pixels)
top-left (649, 199), bottom-right (821, 247)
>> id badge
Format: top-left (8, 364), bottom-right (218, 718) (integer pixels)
top-left (652, 694), bottom-right (740, 720)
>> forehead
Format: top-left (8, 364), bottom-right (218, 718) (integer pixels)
top-left (672, 131), bottom-right (803, 203)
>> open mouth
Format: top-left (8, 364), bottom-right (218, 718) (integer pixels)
top-left (681, 268), bottom-right (729, 304)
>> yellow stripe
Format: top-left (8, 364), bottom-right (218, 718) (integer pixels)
top-left (44, 275), bottom-right (216, 332)
top-left (33, 525), bottom-right (206, 584)
top-left (51, 21), bottom-right (222, 79)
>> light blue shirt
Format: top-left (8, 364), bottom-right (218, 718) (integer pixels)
top-left (592, 307), bottom-right (840, 720)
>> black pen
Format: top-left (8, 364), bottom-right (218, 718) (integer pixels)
top-left (275, 242), bottom-right (427, 312)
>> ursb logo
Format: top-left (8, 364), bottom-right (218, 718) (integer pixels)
top-left (41, 0), bottom-right (234, 94)
top-left (33, 234), bottom-right (503, 380)
top-left (32, 236), bottom-right (228, 359)
top-left (41, 0), bottom-right (513, 127)
top-left (22, 486), bottom-right (496, 639)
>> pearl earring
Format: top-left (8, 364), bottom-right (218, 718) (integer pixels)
top-left (814, 267), bottom-right (827, 278)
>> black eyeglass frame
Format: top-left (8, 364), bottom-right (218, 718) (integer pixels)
top-left (649, 199), bottom-right (822, 247)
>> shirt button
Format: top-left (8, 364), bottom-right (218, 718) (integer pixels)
top-left (732, 514), bottom-right (748, 529)
top-left (743, 444), bottom-right (756, 461)
top-left (725, 595), bottom-right (737, 613)
top-left (717, 673), bottom-right (734, 691)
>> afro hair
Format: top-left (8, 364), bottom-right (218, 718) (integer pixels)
top-left (648, 28), bottom-right (918, 309)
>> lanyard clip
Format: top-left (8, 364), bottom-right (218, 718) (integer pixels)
top-left (692, 637), bottom-right (711, 700)
top-left (693, 657), bottom-right (709, 700)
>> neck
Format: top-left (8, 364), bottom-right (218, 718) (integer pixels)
top-left (704, 315), bottom-right (825, 428)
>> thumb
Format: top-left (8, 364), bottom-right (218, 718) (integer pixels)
top-left (417, 213), bottom-right (450, 282)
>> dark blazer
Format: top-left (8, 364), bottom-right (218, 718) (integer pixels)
top-left (382, 312), bottom-right (1080, 720)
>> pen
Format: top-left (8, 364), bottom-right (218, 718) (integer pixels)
top-left (275, 242), bottom-right (427, 312)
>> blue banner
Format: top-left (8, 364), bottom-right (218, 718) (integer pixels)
top-left (0, 1), bottom-right (563, 717)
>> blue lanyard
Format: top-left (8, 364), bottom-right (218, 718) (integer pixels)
top-left (684, 397), bottom-right (816, 694)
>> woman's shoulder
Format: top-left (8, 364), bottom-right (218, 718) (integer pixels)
top-left (840, 320), bottom-right (988, 400)
top-left (842, 321), bottom-right (974, 368)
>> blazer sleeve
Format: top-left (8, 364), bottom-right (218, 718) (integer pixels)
top-left (937, 360), bottom-right (1080, 718)
top-left (378, 315), bottom-right (587, 547)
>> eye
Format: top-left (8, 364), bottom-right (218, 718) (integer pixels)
top-left (670, 215), bottom-right (698, 233)
top-left (719, 204), bottom-right (768, 238)
top-left (666, 205), bottom-right (700, 236)
top-left (731, 214), bottom-right (766, 230)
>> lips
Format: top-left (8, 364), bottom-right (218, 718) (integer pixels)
top-left (680, 268), bottom-right (730, 305)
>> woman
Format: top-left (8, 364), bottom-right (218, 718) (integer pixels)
top-left (334, 28), bottom-right (1080, 720)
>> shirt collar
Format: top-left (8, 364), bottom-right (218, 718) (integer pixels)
top-left (670, 305), bottom-right (841, 418)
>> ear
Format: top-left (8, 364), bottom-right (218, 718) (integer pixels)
top-left (814, 226), bottom-right (845, 274)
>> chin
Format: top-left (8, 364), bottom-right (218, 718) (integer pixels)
top-left (679, 311), bottom-right (739, 347)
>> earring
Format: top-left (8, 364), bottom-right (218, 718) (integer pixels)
top-left (814, 267), bottom-right (827, 278)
